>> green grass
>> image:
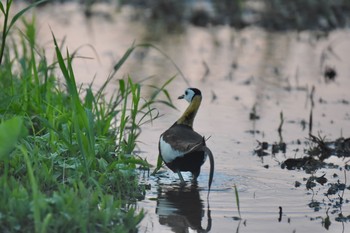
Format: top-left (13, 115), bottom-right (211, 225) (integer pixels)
top-left (0, 2), bottom-right (175, 232)
top-left (233, 184), bottom-right (242, 219)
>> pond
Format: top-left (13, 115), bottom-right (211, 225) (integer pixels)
top-left (32, 2), bottom-right (350, 232)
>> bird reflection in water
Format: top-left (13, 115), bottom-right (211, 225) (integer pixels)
top-left (156, 182), bottom-right (212, 232)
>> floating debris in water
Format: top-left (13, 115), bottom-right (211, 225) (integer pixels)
top-left (315, 174), bottom-right (328, 185)
top-left (335, 214), bottom-right (350, 222)
top-left (254, 140), bottom-right (269, 157)
top-left (254, 140), bottom-right (286, 157)
top-left (241, 76), bottom-right (254, 85)
top-left (326, 182), bottom-right (347, 196)
top-left (272, 142), bottom-right (286, 154)
top-left (278, 206), bottom-right (283, 222)
top-left (249, 104), bottom-right (260, 120)
top-left (340, 99), bottom-right (350, 105)
top-left (307, 134), bottom-right (350, 160)
top-left (246, 129), bottom-right (261, 135)
top-left (306, 177), bottom-right (316, 190)
top-left (257, 140), bottom-right (268, 150)
top-left (295, 181), bottom-right (302, 188)
top-left (211, 90), bottom-right (217, 102)
top-left (281, 156), bottom-right (337, 173)
top-left (254, 148), bottom-right (269, 157)
top-left (324, 66), bottom-right (337, 82)
top-left (308, 200), bottom-right (322, 212)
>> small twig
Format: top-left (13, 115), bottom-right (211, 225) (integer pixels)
top-left (309, 109), bottom-right (313, 135)
top-left (278, 111), bottom-right (284, 143)
top-left (201, 60), bottom-right (210, 82)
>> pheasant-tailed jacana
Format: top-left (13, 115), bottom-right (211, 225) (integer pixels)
top-left (158, 88), bottom-right (214, 193)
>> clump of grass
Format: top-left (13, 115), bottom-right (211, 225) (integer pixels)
top-left (0, 2), bottom-right (175, 232)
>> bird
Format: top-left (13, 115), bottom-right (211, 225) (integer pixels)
top-left (158, 87), bottom-right (214, 193)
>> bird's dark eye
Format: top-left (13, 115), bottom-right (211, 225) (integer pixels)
top-left (185, 90), bottom-right (188, 95)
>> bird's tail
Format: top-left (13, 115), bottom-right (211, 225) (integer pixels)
top-left (203, 146), bottom-right (214, 197)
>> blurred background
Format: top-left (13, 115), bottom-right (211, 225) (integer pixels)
top-left (25, 0), bottom-right (350, 30)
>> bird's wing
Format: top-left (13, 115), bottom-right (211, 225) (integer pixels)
top-left (162, 126), bottom-right (205, 153)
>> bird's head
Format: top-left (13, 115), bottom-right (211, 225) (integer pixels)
top-left (178, 88), bottom-right (202, 103)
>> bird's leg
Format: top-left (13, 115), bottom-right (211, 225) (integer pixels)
top-left (177, 171), bottom-right (186, 185)
top-left (191, 177), bottom-right (198, 188)
top-left (191, 170), bottom-right (200, 182)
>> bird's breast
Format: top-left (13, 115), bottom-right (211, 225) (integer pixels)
top-left (159, 135), bottom-right (184, 163)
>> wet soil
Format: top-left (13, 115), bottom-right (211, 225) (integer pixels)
top-left (30, 3), bottom-right (350, 232)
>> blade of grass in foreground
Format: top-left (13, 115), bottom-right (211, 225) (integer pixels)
top-left (151, 154), bottom-right (164, 175)
top-left (107, 42), bottom-right (189, 86)
top-left (52, 32), bottom-right (95, 176)
top-left (0, 117), bottom-right (26, 158)
top-left (19, 145), bottom-right (45, 233)
top-left (0, 117), bottom-right (27, 187)
top-left (233, 184), bottom-right (241, 219)
top-left (0, 0), bottom-right (47, 65)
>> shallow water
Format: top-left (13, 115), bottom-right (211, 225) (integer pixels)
top-left (30, 3), bottom-right (350, 232)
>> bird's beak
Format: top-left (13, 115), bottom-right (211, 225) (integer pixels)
top-left (178, 94), bottom-right (184, 99)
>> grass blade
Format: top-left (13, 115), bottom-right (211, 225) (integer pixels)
top-left (0, 1), bottom-right (5, 14)
top-left (6, 0), bottom-right (48, 37)
top-left (152, 154), bottom-right (164, 175)
top-left (233, 184), bottom-right (241, 218)
top-left (0, 117), bottom-right (26, 158)
top-left (113, 42), bottom-right (136, 73)
top-left (19, 146), bottom-right (42, 233)
top-left (137, 43), bottom-right (189, 86)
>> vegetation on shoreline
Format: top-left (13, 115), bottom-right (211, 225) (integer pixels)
top-left (0, 1), bottom-right (174, 232)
